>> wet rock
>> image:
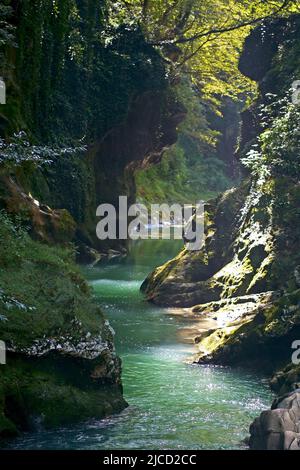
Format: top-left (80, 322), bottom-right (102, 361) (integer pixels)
top-left (76, 244), bottom-right (102, 265)
top-left (76, 244), bottom-right (127, 266)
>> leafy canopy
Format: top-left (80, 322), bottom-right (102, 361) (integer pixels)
top-left (107, 1), bottom-right (300, 100)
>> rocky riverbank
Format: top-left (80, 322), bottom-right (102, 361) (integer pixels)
top-left (0, 210), bottom-right (127, 437)
top-left (142, 15), bottom-right (300, 450)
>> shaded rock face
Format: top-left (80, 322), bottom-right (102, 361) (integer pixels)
top-left (239, 15), bottom-right (300, 155)
top-left (249, 391), bottom-right (300, 450)
top-left (238, 18), bottom-right (286, 83)
top-left (92, 90), bottom-right (185, 201)
top-left (86, 90), bottom-right (186, 250)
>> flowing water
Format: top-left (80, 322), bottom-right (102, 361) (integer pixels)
top-left (6, 239), bottom-right (272, 450)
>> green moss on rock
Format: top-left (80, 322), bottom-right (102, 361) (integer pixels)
top-left (0, 212), bottom-right (127, 437)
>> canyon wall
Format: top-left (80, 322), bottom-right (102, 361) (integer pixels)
top-left (0, 0), bottom-right (182, 436)
top-left (142, 15), bottom-right (300, 449)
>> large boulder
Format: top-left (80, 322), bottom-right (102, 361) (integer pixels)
top-left (249, 391), bottom-right (300, 450)
top-left (0, 213), bottom-right (127, 437)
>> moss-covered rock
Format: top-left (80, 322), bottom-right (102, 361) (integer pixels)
top-left (0, 355), bottom-right (125, 434)
top-left (142, 15), bottom-right (300, 390)
top-left (143, 169), bottom-right (300, 372)
top-left (0, 212), bottom-right (127, 437)
top-left (194, 291), bottom-right (300, 368)
top-left (141, 183), bottom-right (250, 306)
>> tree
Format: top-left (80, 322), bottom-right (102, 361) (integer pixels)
top-left (107, 1), bottom-right (300, 101)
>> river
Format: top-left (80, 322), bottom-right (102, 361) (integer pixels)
top-left (7, 239), bottom-right (272, 450)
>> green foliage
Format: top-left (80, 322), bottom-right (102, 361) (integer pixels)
top-left (0, 211), bottom-right (33, 321)
top-left (41, 150), bottom-right (94, 223)
top-left (0, 209), bottom-right (75, 270)
top-left (242, 96), bottom-right (300, 178)
top-left (6, 1), bottom-right (166, 143)
top-left (0, 210), bottom-right (28, 267)
top-left (136, 139), bottom-right (233, 205)
top-left (136, 144), bottom-right (191, 204)
top-left (2, 1), bottom-right (299, 219)
top-left (108, 1), bottom-right (300, 104)
top-left (3, 0), bottom-right (297, 142)
top-left (0, 288), bottom-right (34, 323)
top-left (0, 209), bottom-right (104, 349)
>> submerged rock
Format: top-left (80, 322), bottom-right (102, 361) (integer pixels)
top-left (76, 244), bottom-right (127, 266)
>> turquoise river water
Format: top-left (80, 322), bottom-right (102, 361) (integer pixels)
top-left (7, 239), bottom-right (272, 450)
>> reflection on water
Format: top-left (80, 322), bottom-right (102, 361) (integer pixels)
top-left (6, 239), bottom-right (272, 450)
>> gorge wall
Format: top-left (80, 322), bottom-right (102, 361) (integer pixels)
top-left (142, 15), bottom-right (300, 450)
top-left (0, 0), bottom-right (183, 436)
top-left (0, 1), bottom-right (184, 257)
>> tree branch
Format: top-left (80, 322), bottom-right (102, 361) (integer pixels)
top-left (150, 0), bottom-right (292, 46)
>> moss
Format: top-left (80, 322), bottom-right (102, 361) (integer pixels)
top-left (141, 182), bottom-right (258, 306)
top-left (0, 211), bottom-right (126, 436)
top-left (0, 358), bottom-right (125, 433)
top-left (247, 253), bottom-right (274, 294)
top-left (198, 325), bottom-right (241, 357)
top-left (0, 217), bottom-right (102, 348)
top-left (195, 289), bottom-right (300, 369)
